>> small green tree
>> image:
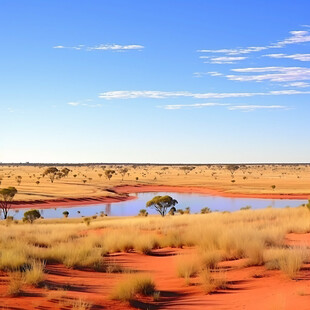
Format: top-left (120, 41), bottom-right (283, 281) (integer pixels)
top-left (271, 185), bottom-right (276, 191)
top-left (0, 187), bottom-right (18, 219)
top-left (240, 205), bottom-right (252, 211)
top-left (43, 167), bottom-right (59, 183)
top-left (146, 195), bottom-right (178, 217)
top-left (179, 166), bottom-right (195, 175)
top-left (105, 169), bottom-right (115, 181)
top-left (15, 176), bottom-right (22, 185)
top-left (23, 209), bottom-right (41, 223)
top-left (61, 168), bottom-right (70, 177)
top-left (227, 164), bottom-right (239, 178)
top-left (201, 207), bottom-right (211, 214)
top-left (120, 168), bottom-right (129, 181)
top-left (138, 209), bottom-right (148, 217)
top-left (63, 211), bottom-right (69, 218)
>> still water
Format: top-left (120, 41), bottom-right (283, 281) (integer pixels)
top-left (11, 192), bottom-right (307, 219)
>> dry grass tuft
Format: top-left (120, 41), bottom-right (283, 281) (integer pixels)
top-left (111, 274), bottom-right (156, 301)
top-left (7, 272), bottom-right (24, 296)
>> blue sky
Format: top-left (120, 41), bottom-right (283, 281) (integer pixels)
top-left (1, 0), bottom-right (310, 163)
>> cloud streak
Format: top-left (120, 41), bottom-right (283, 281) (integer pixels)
top-left (54, 44), bottom-right (144, 51)
top-left (67, 101), bottom-right (102, 108)
top-left (228, 105), bottom-right (288, 112)
top-left (226, 67), bottom-right (310, 83)
top-left (264, 53), bottom-right (310, 61)
top-left (198, 30), bottom-right (310, 56)
top-left (163, 103), bottom-right (229, 110)
top-left (200, 56), bottom-right (247, 64)
top-left (99, 89), bottom-right (310, 100)
top-left (161, 103), bottom-right (289, 112)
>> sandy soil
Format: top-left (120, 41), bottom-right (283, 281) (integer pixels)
top-left (1, 234), bottom-right (310, 310)
top-left (0, 164), bottom-right (309, 206)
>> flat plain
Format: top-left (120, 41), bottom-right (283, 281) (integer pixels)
top-left (0, 164), bottom-right (310, 310)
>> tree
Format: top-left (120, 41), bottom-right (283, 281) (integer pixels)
top-left (23, 209), bottom-right (41, 223)
top-left (138, 209), bottom-right (148, 217)
top-left (146, 195), bottom-right (178, 217)
top-left (15, 176), bottom-right (22, 185)
top-left (120, 168), bottom-right (128, 181)
top-left (227, 165), bottom-right (239, 178)
top-left (61, 168), bottom-right (70, 177)
top-left (201, 207), bottom-right (211, 214)
top-left (105, 169), bottom-right (115, 181)
top-left (179, 166), bottom-right (195, 175)
top-left (63, 211), bottom-right (69, 218)
top-left (43, 167), bottom-right (59, 183)
top-left (271, 185), bottom-right (276, 191)
top-left (168, 206), bottom-right (176, 215)
top-left (0, 187), bottom-right (17, 219)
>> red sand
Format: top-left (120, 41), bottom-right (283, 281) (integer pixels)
top-left (11, 194), bottom-right (135, 210)
top-left (1, 235), bottom-right (310, 309)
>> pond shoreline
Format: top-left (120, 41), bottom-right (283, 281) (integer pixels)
top-left (115, 184), bottom-right (310, 199)
top-left (10, 184), bottom-right (309, 210)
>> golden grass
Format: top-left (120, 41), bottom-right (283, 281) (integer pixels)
top-left (24, 260), bottom-right (45, 286)
top-left (176, 256), bottom-right (200, 283)
top-left (0, 205), bottom-right (309, 292)
top-left (200, 268), bottom-right (227, 294)
top-left (264, 247), bottom-right (309, 278)
top-left (111, 274), bottom-right (156, 301)
top-left (1, 164), bottom-right (309, 202)
top-left (7, 272), bottom-right (24, 296)
top-left (72, 298), bottom-right (93, 310)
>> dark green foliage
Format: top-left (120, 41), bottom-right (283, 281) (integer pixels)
top-left (105, 169), bottom-right (115, 181)
top-left (146, 195), bottom-right (178, 217)
top-left (0, 187), bottom-right (18, 219)
top-left (23, 209), bottom-right (41, 223)
top-left (138, 209), bottom-right (148, 217)
top-left (43, 167), bottom-right (59, 183)
top-left (201, 207), bottom-right (211, 214)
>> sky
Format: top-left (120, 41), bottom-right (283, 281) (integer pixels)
top-left (1, 0), bottom-right (310, 163)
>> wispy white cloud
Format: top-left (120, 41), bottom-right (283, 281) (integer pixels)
top-left (67, 101), bottom-right (102, 107)
top-left (67, 102), bottom-right (80, 106)
top-left (228, 105), bottom-right (288, 112)
top-left (99, 89), bottom-right (310, 100)
top-left (271, 31), bottom-right (310, 48)
top-left (200, 56), bottom-right (247, 64)
top-left (198, 46), bottom-right (266, 55)
top-left (198, 30), bottom-right (310, 56)
top-left (54, 44), bottom-right (144, 51)
top-left (226, 66), bottom-right (310, 83)
top-left (99, 90), bottom-right (262, 99)
top-left (162, 103), bottom-right (289, 112)
top-left (193, 71), bottom-right (222, 78)
top-left (163, 103), bottom-right (229, 110)
top-left (284, 81), bottom-right (310, 88)
top-left (264, 53), bottom-right (310, 61)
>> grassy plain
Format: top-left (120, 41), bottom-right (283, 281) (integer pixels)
top-left (0, 164), bottom-right (310, 309)
top-left (0, 164), bottom-right (309, 203)
top-left (0, 207), bottom-right (310, 309)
